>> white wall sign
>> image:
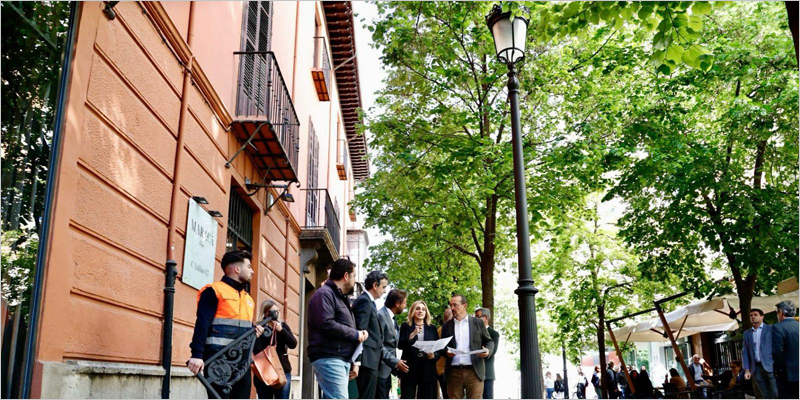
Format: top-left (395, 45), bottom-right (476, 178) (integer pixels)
top-left (182, 197), bottom-right (218, 290)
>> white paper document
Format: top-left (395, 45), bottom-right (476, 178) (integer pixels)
top-left (351, 343), bottom-right (363, 363)
top-left (412, 336), bottom-right (452, 354)
top-left (446, 347), bottom-right (489, 356)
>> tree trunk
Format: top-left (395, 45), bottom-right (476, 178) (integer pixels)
top-left (597, 303), bottom-right (608, 399)
top-left (481, 194), bottom-right (498, 326)
top-left (735, 272), bottom-right (757, 331)
top-left (787, 1), bottom-right (799, 64)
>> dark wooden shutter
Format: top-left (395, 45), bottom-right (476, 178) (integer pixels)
top-left (241, 1), bottom-right (272, 114)
top-left (306, 121), bottom-right (319, 226)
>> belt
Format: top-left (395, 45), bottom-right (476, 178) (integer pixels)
top-left (452, 365), bottom-right (473, 369)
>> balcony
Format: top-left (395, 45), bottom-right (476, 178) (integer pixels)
top-left (300, 189), bottom-right (340, 263)
top-left (311, 36), bottom-right (332, 102)
top-left (229, 51), bottom-right (300, 182)
top-left (336, 139), bottom-right (348, 180)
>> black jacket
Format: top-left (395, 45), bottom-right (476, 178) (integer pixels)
top-left (253, 321), bottom-right (298, 374)
top-left (307, 280), bottom-right (360, 362)
top-left (485, 326), bottom-right (500, 380)
top-left (353, 291), bottom-right (394, 370)
top-left (398, 322), bottom-right (441, 383)
top-left (772, 318), bottom-right (799, 382)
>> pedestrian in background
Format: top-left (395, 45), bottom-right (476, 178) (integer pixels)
top-left (771, 300), bottom-right (798, 399)
top-left (253, 300), bottom-right (297, 399)
top-left (475, 307), bottom-right (500, 399)
top-left (545, 371), bottom-right (555, 399)
top-left (437, 307), bottom-right (453, 399)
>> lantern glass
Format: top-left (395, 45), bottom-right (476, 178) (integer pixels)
top-left (487, 9), bottom-right (528, 64)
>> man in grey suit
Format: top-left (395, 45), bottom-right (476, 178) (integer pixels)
top-left (442, 294), bottom-right (495, 399)
top-left (475, 307), bottom-right (501, 399)
top-left (742, 308), bottom-right (777, 398)
top-left (376, 289), bottom-right (410, 399)
top-left (771, 300), bottom-right (798, 399)
top-left (353, 271), bottom-right (392, 399)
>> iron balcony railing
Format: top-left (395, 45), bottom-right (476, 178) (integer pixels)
top-left (302, 189), bottom-right (340, 253)
top-left (313, 36), bottom-right (332, 95)
top-left (234, 51), bottom-right (300, 172)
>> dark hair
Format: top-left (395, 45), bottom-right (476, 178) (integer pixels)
top-left (669, 368), bottom-right (680, 378)
top-left (260, 299), bottom-right (277, 320)
top-left (365, 270), bottom-right (388, 291)
top-left (329, 258), bottom-right (355, 280)
top-left (451, 294), bottom-right (467, 305)
top-left (750, 308), bottom-right (764, 316)
top-left (221, 250), bottom-right (252, 270)
top-left (385, 289), bottom-right (407, 309)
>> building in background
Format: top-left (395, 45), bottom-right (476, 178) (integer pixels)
top-left (10, 1), bottom-right (369, 398)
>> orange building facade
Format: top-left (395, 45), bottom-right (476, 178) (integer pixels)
top-left (30, 1), bottom-right (368, 398)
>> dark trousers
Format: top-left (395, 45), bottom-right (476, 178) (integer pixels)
top-left (205, 371), bottom-right (252, 399)
top-left (593, 384), bottom-right (602, 399)
top-left (401, 377), bottom-right (437, 399)
top-left (357, 366), bottom-right (379, 399)
top-left (483, 379), bottom-right (494, 399)
top-left (438, 374), bottom-right (449, 399)
top-left (376, 375), bottom-right (392, 399)
top-left (254, 373), bottom-right (292, 399)
top-left (752, 362), bottom-right (777, 399)
top-left (775, 373), bottom-right (799, 399)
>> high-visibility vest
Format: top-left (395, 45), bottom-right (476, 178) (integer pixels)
top-left (197, 281), bottom-right (255, 354)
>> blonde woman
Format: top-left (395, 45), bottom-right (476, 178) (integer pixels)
top-left (398, 300), bottom-right (441, 399)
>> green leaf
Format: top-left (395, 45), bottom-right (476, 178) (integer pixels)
top-left (681, 44), bottom-right (710, 68)
top-left (666, 44), bottom-right (685, 62)
top-left (687, 15), bottom-right (703, 31)
top-left (638, 6), bottom-right (654, 20)
top-left (692, 2), bottom-right (712, 15)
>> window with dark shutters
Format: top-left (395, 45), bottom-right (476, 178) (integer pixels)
top-left (306, 120), bottom-right (319, 225)
top-left (241, 1), bottom-right (272, 111)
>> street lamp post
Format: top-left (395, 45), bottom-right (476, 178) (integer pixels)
top-left (486, 5), bottom-right (543, 398)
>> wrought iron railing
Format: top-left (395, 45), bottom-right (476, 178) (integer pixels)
top-left (234, 51), bottom-right (299, 172)
top-left (313, 36), bottom-right (332, 93)
top-left (302, 189), bottom-right (340, 252)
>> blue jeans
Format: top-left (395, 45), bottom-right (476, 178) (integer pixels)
top-left (546, 388), bottom-right (555, 399)
top-left (312, 358), bottom-right (351, 399)
top-left (254, 372), bottom-right (291, 399)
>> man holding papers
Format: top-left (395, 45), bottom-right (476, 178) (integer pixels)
top-left (441, 294), bottom-right (495, 399)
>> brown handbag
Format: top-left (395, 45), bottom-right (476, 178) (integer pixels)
top-left (252, 327), bottom-right (287, 389)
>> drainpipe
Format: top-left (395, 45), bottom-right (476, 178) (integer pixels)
top-left (20, 3), bottom-right (79, 398)
top-left (162, 2), bottom-right (195, 398)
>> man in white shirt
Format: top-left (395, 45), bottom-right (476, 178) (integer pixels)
top-left (441, 294), bottom-right (494, 399)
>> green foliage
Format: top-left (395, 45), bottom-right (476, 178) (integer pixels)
top-left (1, 1), bottom-right (71, 231)
top-left (600, 2), bottom-right (798, 312)
top-left (531, 194), bottom-right (680, 363)
top-left (506, 1), bottom-right (724, 74)
top-left (1, 230), bottom-right (39, 320)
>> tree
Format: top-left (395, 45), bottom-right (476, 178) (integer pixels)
top-left (1, 1), bottom-right (71, 233)
top-left (533, 194), bottom-right (683, 398)
top-left (356, 1), bottom-right (619, 325)
top-left (599, 1), bottom-right (798, 330)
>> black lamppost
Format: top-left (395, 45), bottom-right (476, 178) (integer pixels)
top-left (486, 5), bottom-right (543, 398)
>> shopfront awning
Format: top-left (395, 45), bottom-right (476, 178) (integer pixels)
top-left (608, 290), bottom-right (800, 342)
